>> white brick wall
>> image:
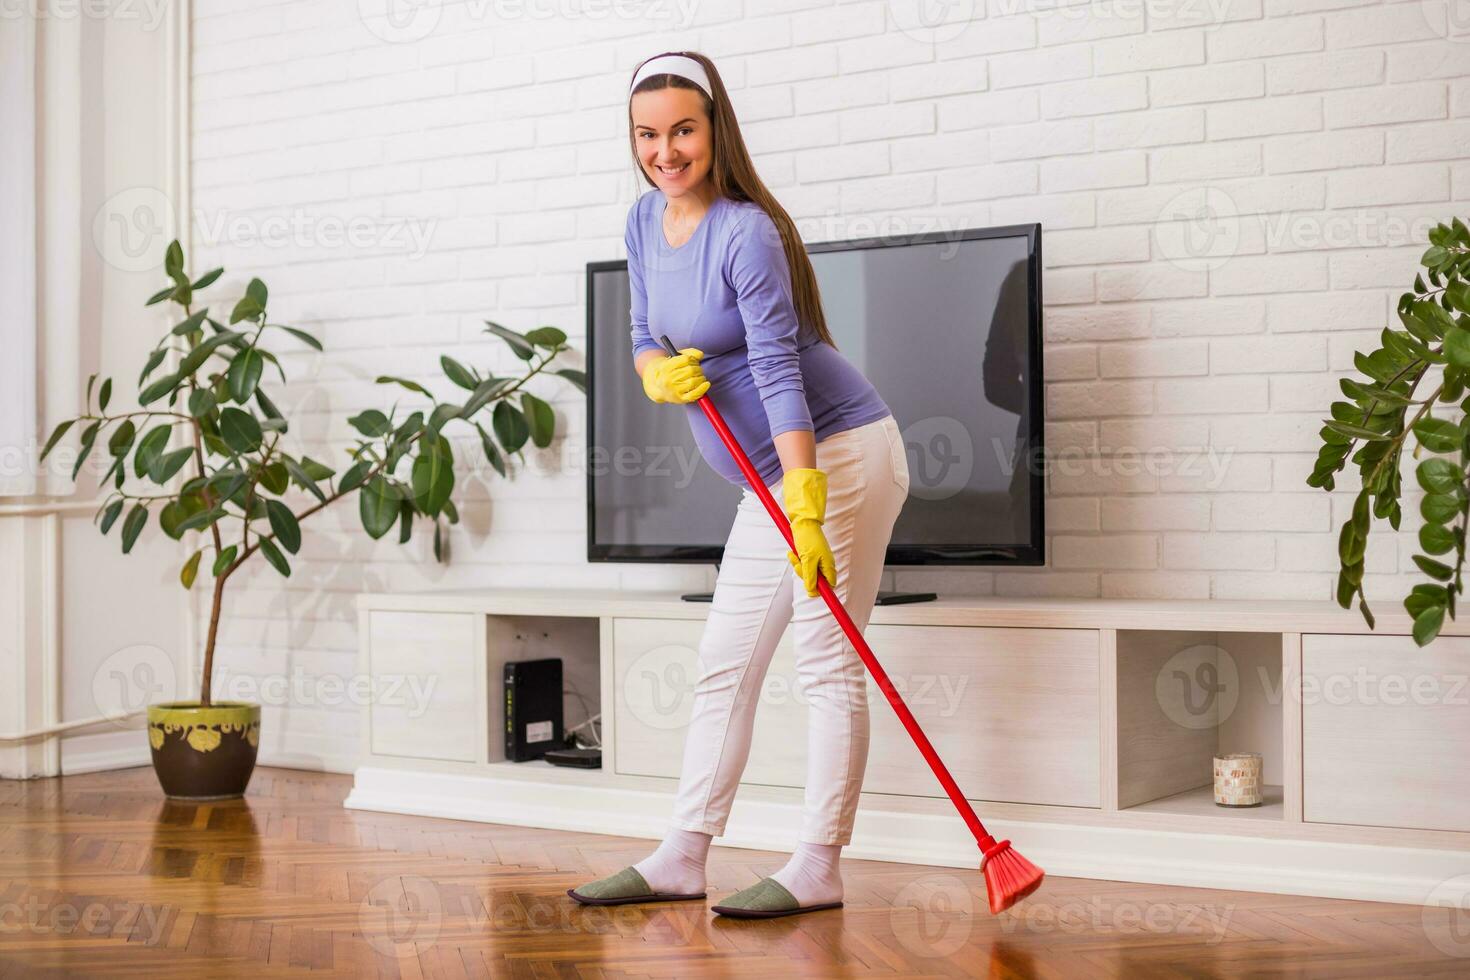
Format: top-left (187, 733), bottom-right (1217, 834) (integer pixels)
top-left (188, 0), bottom-right (1470, 767)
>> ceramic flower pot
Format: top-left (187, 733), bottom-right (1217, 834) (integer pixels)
top-left (147, 701), bottom-right (261, 800)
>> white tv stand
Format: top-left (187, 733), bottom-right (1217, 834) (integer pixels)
top-left (346, 588), bottom-right (1470, 906)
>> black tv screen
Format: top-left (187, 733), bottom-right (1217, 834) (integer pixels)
top-left (585, 221), bottom-right (1043, 566)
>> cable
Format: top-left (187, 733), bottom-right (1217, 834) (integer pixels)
top-left (565, 713), bottom-right (602, 749)
top-left (563, 687), bottom-right (601, 748)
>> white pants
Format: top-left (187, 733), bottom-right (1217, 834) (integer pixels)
top-left (668, 414), bottom-right (911, 845)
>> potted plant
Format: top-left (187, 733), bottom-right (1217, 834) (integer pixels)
top-left (40, 240), bottom-right (585, 798)
top-left (1309, 217), bottom-right (1470, 646)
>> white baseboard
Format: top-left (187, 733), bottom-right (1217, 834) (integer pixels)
top-left (257, 738), bottom-right (359, 775)
top-left (345, 765), bottom-right (1470, 908)
top-left (61, 731), bottom-right (151, 775)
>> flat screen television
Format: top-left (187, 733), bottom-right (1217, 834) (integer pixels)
top-left (585, 219), bottom-right (1044, 577)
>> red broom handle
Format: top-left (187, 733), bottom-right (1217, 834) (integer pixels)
top-left (659, 338), bottom-right (999, 853)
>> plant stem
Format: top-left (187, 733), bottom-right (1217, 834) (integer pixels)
top-left (180, 301), bottom-right (228, 707)
top-left (224, 455), bottom-right (393, 574)
top-left (1366, 379), bottom-right (1441, 491)
top-left (492, 350), bottom-right (560, 401)
top-left (1356, 359), bottom-right (1426, 429)
top-left (201, 572), bottom-right (227, 707)
top-left (78, 410), bottom-right (191, 423)
top-left (106, 492), bottom-right (179, 504)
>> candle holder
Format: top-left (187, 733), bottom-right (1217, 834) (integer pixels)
top-left (1213, 752), bottom-right (1263, 807)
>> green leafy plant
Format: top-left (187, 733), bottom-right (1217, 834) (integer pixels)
top-left (41, 240), bottom-right (585, 704)
top-left (1308, 217), bottom-right (1470, 646)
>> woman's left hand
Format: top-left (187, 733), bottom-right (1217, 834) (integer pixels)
top-left (783, 467), bottom-right (837, 597)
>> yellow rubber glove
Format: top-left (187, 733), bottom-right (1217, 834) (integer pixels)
top-left (784, 467), bottom-right (837, 598)
top-left (641, 347), bottom-right (710, 404)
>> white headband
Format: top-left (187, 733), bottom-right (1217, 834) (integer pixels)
top-left (629, 54), bottom-right (712, 100)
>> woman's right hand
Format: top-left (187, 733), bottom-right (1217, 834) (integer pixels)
top-left (641, 347), bottom-right (710, 404)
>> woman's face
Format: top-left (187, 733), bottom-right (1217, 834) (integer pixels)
top-left (631, 85), bottom-right (713, 201)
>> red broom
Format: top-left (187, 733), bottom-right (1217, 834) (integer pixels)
top-left (656, 336), bottom-right (1044, 914)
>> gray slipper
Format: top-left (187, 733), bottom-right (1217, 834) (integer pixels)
top-left (710, 877), bottom-right (843, 919)
top-left (566, 866), bottom-right (706, 906)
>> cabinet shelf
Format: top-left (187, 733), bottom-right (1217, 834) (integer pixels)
top-left (1123, 783), bottom-right (1284, 821)
top-left (1115, 629), bottom-right (1283, 816)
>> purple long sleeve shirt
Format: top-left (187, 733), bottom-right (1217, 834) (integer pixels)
top-left (626, 189), bottom-right (892, 490)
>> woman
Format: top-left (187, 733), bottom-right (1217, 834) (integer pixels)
top-left (568, 51), bottom-right (910, 919)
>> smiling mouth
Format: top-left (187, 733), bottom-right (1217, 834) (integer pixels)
top-left (657, 162), bottom-right (690, 176)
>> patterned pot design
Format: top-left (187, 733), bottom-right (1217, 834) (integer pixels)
top-left (147, 702), bottom-right (261, 800)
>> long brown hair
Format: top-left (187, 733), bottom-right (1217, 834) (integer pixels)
top-left (627, 51), bottom-right (837, 350)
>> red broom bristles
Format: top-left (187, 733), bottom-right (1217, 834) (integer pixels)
top-left (980, 837), bottom-right (1045, 915)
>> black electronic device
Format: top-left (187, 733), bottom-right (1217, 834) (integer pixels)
top-left (544, 747), bottom-right (602, 769)
top-left (504, 658), bottom-right (563, 762)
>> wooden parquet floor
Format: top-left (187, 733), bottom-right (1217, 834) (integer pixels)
top-left (1, 766), bottom-right (1466, 978)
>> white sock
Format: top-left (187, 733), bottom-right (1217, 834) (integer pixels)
top-left (632, 828), bottom-right (711, 895)
top-left (769, 841), bottom-right (844, 906)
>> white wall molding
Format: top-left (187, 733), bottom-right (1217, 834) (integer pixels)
top-left (0, 501), bottom-right (106, 517)
top-left (0, 515), bottom-right (61, 778)
top-left (0, 9), bottom-right (88, 499)
top-left (169, 0), bottom-right (199, 721)
top-left (0, 14), bottom-right (45, 499)
top-left (59, 738), bottom-right (151, 776)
